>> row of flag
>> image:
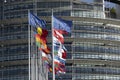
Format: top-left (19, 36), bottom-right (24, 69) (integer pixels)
top-left (28, 12), bottom-right (72, 75)
top-left (52, 16), bottom-right (72, 74)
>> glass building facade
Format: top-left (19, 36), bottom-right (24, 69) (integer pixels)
top-left (0, 0), bottom-right (120, 80)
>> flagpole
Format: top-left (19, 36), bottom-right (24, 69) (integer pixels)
top-left (34, 0), bottom-right (38, 79)
top-left (52, 9), bottom-right (55, 80)
top-left (28, 10), bottom-right (31, 80)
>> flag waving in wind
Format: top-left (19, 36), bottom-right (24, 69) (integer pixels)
top-left (52, 15), bottom-right (72, 74)
top-left (52, 16), bottom-right (72, 33)
top-left (28, 12), bottom-right (50, 54)
top-left (28, 12), bottom-right (52, 74)
top-left (28, 12), bottom-right (46, 28)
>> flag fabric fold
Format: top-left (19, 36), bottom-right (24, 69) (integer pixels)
top-left (39, 46), bottom-right (51, 54)
top-left (28, 12), bottom-right (52, 74)
top-left (42, 51), bottom-right (52, 61)
top-left (35, 34), bottom-right (47, 47)
top-left (52, 15), bottom-right (72, 74)
top-left (29, 12), bottom-right (50, 53)
top-left (29, 12), bottom-right (72, 75)
top-left (53, 29), bottom-right (65, 44)
top-left (58, 47), bottom-right (67, 59)
top-left (52, 16), bottom-right (72, 33)
top-left (28, 12), bottom-right (46, 28)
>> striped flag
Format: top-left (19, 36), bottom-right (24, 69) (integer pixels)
top-left (28, 12), bottom-right (52, 73)
top-left (28, 12), bottom-right (50, 53)
top-left (52, 15), bottom-right (72, 74)
top-left (58, 46), bottom-right (67, 59)
top-left (53, 29), bottom-right (64, 44)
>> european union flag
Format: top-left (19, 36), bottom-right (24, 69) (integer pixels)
top-left (28, 12), bottom-right (46, 28)
top-left (52, 16), bottom-right (72, 33)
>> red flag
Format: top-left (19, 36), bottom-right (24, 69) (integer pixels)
top-left (41, 29), bottom-right (48, 38)
top-left (54, 60), bottom-right (65, 68)
top-left (55, 65), bottom-right (66, 74)
top-left (35, 34), bottom-right (47, 46)
top-left (37, 27), bottom-right (48, 38)
top-left (35, 27), bottom-right (48, 48)
top-left (53, 29), bottom-right (67, 44)
top-left (58, 48), bottom-right (67, 59)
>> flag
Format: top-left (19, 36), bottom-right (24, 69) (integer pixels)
top-left (36, 30), bottom-right (50, 54)
top-left (58, 47), bottom-right (67, 59)
top-left (39, 46), bottom-right (51, 54)
top-left (53, 29), bottom-right (64, 44)
top-left (57, 70), bottom-right (66, 74)
top-left (52, 16), bottom-right (72, 33)
top-left (52, 15), bottom-right (72, 75)
top-left (54, 56), bottom-right (66, 65)
top-left (37, 27), bottom-right (48, 38)
top-left (42, 51), bottom-right (52, 61)
top-left (28, 12), bottom-right (48, 49)
top-left (28, 12), bottom-right (46, 28)
top-left (55, 66), bottom-right (65, 74)
top-left (35, 34), bottom-right (47, 48)
top-left (37, 27), bottom-right (42, 35)
top-left (28, 12), bottom-right (53, 75)
top-left (55, 61), bottom-right (66, 74)
top-left (58, 45), bottom-right (67, 59)
top-left (46, 63), bottom-right (52, 72)
top-left (53, 37), bottom-right (61, 55)
top-left (36, 41), bottom-right (41, 48)
top-left (54, 29), bottom-right (68, 35)
top-left (29, 12), bottom-right (52, 69)
top-left (53, 36), bottom-right (61, 44)
top-left (54, 61), bottom-right (65, 68)
top-left (53, 38), bottom-right (67, 59)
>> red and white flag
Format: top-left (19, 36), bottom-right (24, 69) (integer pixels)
top-left (58, 47), bottom-right (67, 59)
top-left (42, 51), bottom-right (51, 61)
top-left (53, 29), bottom-right (67, 44)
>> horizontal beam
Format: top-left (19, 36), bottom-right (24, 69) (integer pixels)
top-left (0, 16), bottom-right (120, 26)
top-left (66, 59), bottom-right (120, 67)
top-left (1, 37), bottom-right (120, 46)
top-left (0, 60), bottom-right (27, 67)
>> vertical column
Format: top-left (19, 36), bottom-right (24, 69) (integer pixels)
top-left (103, 0), bottom-right (105, 19)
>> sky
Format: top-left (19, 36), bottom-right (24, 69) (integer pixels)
top-left (105, 1), bottom-right (116, 8)
top-left (80, 0), bottom-right (116, 8)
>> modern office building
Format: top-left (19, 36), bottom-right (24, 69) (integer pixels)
top-left (0, 0), bottom-right (120, 80)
